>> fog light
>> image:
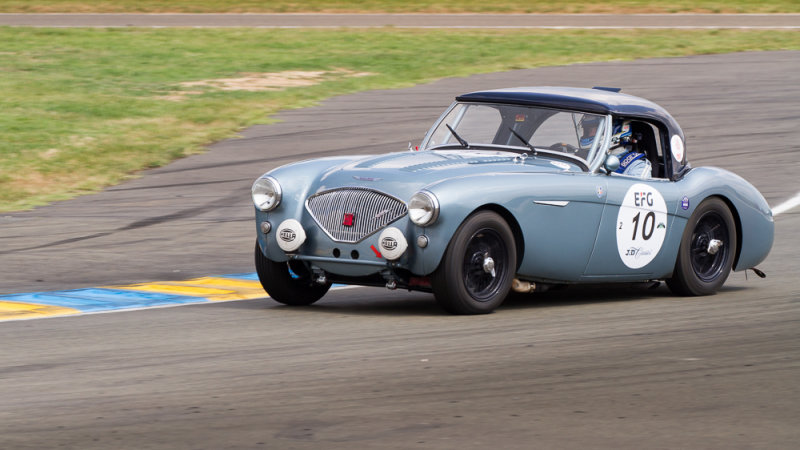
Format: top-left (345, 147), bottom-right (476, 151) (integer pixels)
top-left (276, 219), bottom-right (306, 252)
top-left (378, 227), bottom-right (408, 261)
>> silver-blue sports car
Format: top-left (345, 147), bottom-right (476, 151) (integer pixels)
top-left (251, 87), bottom-right (773, 314)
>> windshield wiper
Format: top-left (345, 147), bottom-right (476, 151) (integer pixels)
top-left (446, 123), bottom-right (469, 148)
top-left (508, 127), bottom-right (538, 156)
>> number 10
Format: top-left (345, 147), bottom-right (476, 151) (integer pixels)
top-left (631, 211), bottom-right (655, 241)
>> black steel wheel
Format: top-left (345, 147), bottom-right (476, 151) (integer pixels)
top-left (667, 198), bottom-right (737, 296)
top-left (432, 211), bottom-right (516, 314)
top-left (254, 240), bottom-right (330, 306)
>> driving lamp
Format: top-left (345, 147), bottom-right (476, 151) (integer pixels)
top-left (252, 176), bottom-right (282, 211)
top-left (408, 191), bottom-right (440, 226)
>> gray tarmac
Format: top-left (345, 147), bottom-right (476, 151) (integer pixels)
top-left (1, 52), bottom-right (799, 448)
top-left (1, 13), bottom-right (798, 28)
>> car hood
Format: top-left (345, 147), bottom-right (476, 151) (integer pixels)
top-left (311, 150), bottom-right (577, 199)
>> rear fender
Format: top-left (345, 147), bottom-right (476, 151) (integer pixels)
top-left (674, 167), bottom-right (773, 271)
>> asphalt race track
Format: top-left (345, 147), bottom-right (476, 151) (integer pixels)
top-left (1, 52), bottom-right (799, 448)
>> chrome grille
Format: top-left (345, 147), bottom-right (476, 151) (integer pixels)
top-left (306, 188), bottom-right (407, 243)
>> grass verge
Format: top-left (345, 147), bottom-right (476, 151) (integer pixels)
top-left (1, 28), bottom-right (799, 211)
top-left (0, 0), bottom-right (798, 14)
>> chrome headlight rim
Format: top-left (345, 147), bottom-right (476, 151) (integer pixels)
top-left (252, 175), bottom-right (282, 212)
top-left (408, 190), bottom-right (440, 227)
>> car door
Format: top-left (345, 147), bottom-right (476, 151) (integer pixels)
top-left (583, 174), bottom-right (682, 279)
top-left (516, 173), bottom-right (609, 282)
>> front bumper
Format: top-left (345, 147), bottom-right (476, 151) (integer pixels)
top-left (255, 208), bottom-right (429, 278)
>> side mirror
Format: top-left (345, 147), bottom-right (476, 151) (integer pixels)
top-left (604, 154), bottom-right (620, 174)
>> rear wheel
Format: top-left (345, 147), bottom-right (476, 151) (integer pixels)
top-left (667, 198), bottom-right (737, 296)
top-left (254, 240), bottom-right (330, 305)
top-left (432, 211), bottom-right (517, 315)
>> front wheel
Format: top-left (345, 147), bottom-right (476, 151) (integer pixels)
top-left (254, 241), bottom-right (330, 306)
top-left (432, 211), bottom-right (517, 314)
top-left (666, 198), bottom-right (737, 296)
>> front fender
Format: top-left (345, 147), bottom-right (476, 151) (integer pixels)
top-left (255, 156), bottom-right (375, 262)
top-left (412, 172), bottom-right (605, 278)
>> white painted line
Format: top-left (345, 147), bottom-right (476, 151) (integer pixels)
top-left (772, 191), bottom-right (800, 216)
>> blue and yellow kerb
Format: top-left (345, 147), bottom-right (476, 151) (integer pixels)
top-left (0, 273), bottom-right (267, 322)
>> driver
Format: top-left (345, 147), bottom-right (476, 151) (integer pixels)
top-left (579, 115), bottom-right (602, 149)
top-left (610, 120), bottom-right (651, 178)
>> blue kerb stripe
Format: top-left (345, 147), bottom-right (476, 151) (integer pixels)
top-left (0, 288), bottom-right (204, 312)
top-left (219, 272), bottom-right (260, 280)
top-left (0, 273), bottom-right (350, 318)
top-left (220, 272), bottom-right (346, 288)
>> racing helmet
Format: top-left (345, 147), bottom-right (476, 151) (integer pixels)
top-left (610, 120), bottom-right (633, 149)
top-left (578, 115), bottom-right (602, 148)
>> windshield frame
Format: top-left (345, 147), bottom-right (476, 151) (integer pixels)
top-left (420, 101), bottom-right (612, 173)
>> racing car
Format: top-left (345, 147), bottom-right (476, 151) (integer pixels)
top-left (251, 86), bottom-right (773, 314)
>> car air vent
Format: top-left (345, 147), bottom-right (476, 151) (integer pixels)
top-left (306, 187), bottom-right (408, 243)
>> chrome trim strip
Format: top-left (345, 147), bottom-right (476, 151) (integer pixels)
top-left (534, 200), bottom-right (570, 207)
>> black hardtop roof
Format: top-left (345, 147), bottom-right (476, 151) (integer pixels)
top-left (456, 86), bottom-right (683, 139)
top-left (455, 86), bottom-right (689, 180)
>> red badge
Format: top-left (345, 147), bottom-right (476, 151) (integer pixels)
top-left (342, 213), bottom-right (355, 227)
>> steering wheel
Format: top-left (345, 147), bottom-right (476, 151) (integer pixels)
top-left (547, 142), bottom-right (578, 153)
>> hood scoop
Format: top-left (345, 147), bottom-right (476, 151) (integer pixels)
top-left (354, 152), bottom-right (450, 170)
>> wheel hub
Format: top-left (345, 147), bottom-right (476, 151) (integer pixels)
top-left (462, 229), bottom-right (508, 302)
top-left (690, 212), bottom-right (730, 282)
top-left (707, 239), bottom-right (723, 255)
top-left (482, 254), bottom-right (496, 277)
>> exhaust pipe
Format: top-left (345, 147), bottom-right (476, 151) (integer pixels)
top-left (511, 278), bottom-right (536, 294)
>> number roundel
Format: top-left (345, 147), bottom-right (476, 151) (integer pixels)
top-left (616, 183), bottom-right (668, 269)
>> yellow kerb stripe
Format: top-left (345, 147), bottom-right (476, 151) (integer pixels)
top-left (108, 277), bottom-right (267, 302)
top-left (182, 277), bottom-right (263, 289)
top-left (0, 301), bottom-right (80, 320)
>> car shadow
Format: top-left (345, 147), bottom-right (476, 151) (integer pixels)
top-left (219, 282), bottom-right (755, 318)
top-left (278, 289), bottom-right (444, 317)
top-left (500, 283), bottom-right (668, 310)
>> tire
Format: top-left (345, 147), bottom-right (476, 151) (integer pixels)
top-left (432, 211), bottom-right (517, 314)
top-left (666, 198), bottom-right (737, 296)
top-left (254, 240), bottom-right (330, 306)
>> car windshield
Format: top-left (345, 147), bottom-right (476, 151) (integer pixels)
top-left (421, 102), bottom-right (609, 169)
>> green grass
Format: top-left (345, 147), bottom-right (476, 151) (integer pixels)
top-left (1, 28), bottom-right (799, 211)
top-left (0, 0), bottom-right (798, 13)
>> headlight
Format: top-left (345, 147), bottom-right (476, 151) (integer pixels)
top-left (408, 190), bottom-right (439, 226)
top-left (252, 176), bottom-right (282, 211)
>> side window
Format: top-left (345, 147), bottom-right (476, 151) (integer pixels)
top-left (532, 113), bottom-right (579, 148)
top-left (629, 121), bottom-right (665, 179)
top-left (532, 112), bottom-right (585, 159)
